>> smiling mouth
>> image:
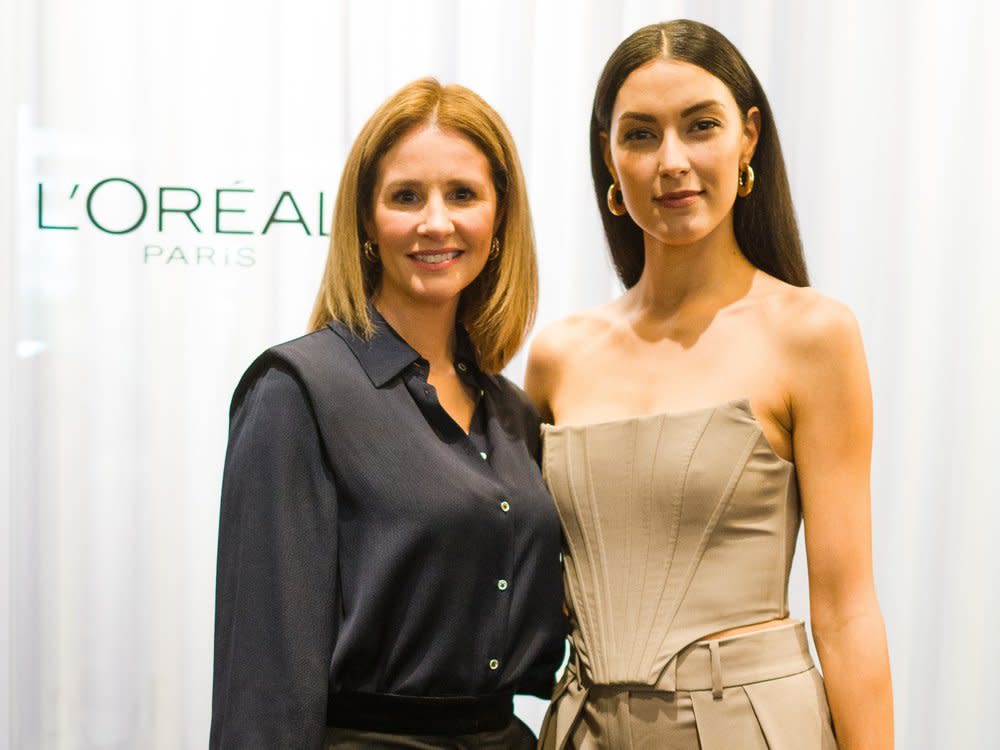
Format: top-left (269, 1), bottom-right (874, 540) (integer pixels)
top-left (409, 250), bottom-right (463, 266)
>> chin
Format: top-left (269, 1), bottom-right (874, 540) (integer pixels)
top-left (650, 219), bottom-right (714, 246)
top-left (650, 230), bottom-right (705, 248)
top-left (405, 284), bottom-right (467, 308)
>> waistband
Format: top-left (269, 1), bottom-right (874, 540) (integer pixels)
top-left (569, 621), bottom-right (813, 694)
top-left (539, 623), bottom-right (816, 750)
top-left (574, 620), bottom-right (815, 695)
top-left (326, 691), bottom-right (514, 736)
top-left (667, 620), bottom-right (814, 696)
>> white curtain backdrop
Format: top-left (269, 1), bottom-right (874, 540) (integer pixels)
top-left (3, 0), bottom-right (999, 747)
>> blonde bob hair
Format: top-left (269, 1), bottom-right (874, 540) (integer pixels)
top-left (308, 78), bottom-right (538, 374)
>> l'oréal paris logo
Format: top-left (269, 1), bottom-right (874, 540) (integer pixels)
top-left (36, 178), bottom-right (332, 268)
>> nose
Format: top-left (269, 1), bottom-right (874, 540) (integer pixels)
top-left (657, 130), bottom-right (690, 177)
top-left (418, 192), bottom-right (454, 238)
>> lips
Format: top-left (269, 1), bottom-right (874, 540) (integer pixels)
top-left (408, 249), bottom-right (463, 268)
top-left (655, 190), bottom-right (701, 208)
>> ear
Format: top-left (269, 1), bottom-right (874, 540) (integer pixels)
top-left (741, 106), bottom-right (761, 164)
top-left (600, 131), bottom-right (619, 184)
top-left (360, 211), bottom-right (376, 243)
top-left (491, 184), bottom-right (505, 235)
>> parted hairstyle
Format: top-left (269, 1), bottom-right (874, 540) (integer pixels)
top-left (591, 19), bottom-right (809, 288)
top-left (308, 78), bottom-right (538, 374)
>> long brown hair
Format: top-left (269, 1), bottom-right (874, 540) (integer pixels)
top-left (591, 20), bottom-right (808, 288)
top-left (308, 78), bottom-right (538, 374)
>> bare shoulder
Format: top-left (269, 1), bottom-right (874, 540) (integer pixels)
top-left (525, 303), bottom-right (619, 418)
top-left (754, 283), bottom-right (864, 363)
top-left (528, 304), bottom-right (619, 370)
top-left (751, 282), bottom-right (872, 427)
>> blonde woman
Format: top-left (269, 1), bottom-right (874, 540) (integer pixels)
top-left (211, 79), bottom-right (564, 749)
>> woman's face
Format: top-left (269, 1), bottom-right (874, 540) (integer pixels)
top-left (603, 58), bottom-right (759, 248)
top-left (368, 124), bottom-right (497, 314)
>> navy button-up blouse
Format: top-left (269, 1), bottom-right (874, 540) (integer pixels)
top-left (210, 311), bottom-right (565, 748)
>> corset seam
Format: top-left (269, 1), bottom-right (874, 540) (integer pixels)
top-left (634, 408), bottom-right (713, 674)
top-left (624, 418), bottom-right (644, 678)
top-left (650, 424), bottom-right (762, 676)
top-left (564, 429), bottom-right (608, 679)
top-left (581, 428), bottom-right (615, 677)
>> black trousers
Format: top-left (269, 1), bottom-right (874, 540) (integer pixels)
top-left (324, 716), bottom-right (537, 749)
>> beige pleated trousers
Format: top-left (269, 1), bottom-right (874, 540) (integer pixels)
top-left (542, 622), bottom-right (838, 749)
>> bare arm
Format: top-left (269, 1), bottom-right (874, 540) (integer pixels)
top-left (789, 299), bottom-right (893, 749)
top-left (524, 323), bottom-right (563, 423)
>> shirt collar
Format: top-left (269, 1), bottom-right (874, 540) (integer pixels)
top-left (328, 304), bottom-right (482, 388)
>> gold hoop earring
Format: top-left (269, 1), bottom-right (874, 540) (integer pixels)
top-left (489, 237), bottom-right (501, 259)
top-left (363, 239), bottom-right (379, 262)
top-left (737, 163), bottom-right (755, 197)
top-left (607, 183), bottom-right (628, 216)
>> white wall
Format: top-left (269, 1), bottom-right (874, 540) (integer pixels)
top-left (4, 1), bottom-right (999, 747)
top-left (1, 0), bottom-right (18, 745)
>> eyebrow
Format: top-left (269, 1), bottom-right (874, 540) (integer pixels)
top-left (617, 100), bottom-right (725, 123)
top-left (680, 99), bottom-right (725, 117)
top-left (381, 177), bottom-right (489, 192)
top-left (617, 111), bottom-right (658, 124)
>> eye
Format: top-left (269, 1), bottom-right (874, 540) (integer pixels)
top-left (449, 186), bottom-right (476, 201)
top-left (623, 128), bottom-right (656, 142)
top-left (691, 119), bottom-right (721, 133)
top-left (391, 188), bottom-right (420, 205)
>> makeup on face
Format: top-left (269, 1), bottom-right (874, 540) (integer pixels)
top-left (370, 125), bottom-right (497, 311)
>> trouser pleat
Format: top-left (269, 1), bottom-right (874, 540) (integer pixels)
top-left (690, 687), bottom-right (768, 750)
top-left (743, 669), bottom-right (838, 749)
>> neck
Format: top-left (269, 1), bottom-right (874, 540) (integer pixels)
top-left (372, 290), bottom-right (459, 367)
top-left (626, 217), bottom-right (756, 320)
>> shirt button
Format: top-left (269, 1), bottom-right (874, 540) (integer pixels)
top-left (497, 579), bottom-right (508, 591)
top-left (457, 362), bottom-right (468, 373)
top-left (499, 500), bottom-right (510, 512)
top-left (480, 451), bottom-right (488, 460)
top-left (488, 659), bottom-right (500, 670)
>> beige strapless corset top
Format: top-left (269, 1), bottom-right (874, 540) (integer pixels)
top-left (542, 398), bottom-right (800, 688)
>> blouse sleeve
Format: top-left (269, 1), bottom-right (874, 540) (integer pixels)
top-left (210, 361), bottom-right (338, 749)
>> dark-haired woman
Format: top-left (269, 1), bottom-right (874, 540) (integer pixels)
top-left (210, 79), bottom-right (564, 749)
top-left (527, 20), bottom-right (892, 749)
